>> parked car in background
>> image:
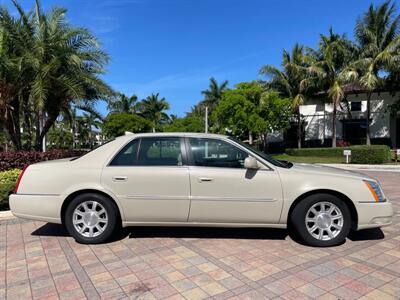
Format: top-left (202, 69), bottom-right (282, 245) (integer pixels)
top-left (10, 133), bottom-right (393, 246)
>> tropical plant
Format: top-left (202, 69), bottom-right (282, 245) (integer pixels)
top-left (260, 44), bottom-right (309, 148)
top-left (212, 82), bottom-right (266, 144)
top-left (0, 0), bottom-right (112, 151)
top-left (101, 113), bottom-right (151, 138)
top-left (163, 115), bottom-right (204, 133)
top-left (108, 93), bottom-right (138, 114)
top-left (303, 29), bottom-right (357, 147)
top-left (47, 125), bottom-right (73, 150)
top-left (137, 93), bottom-right (170, 132)
top-left (259, 91), bottom-right (293, 150)
top-left (200, 77), bottom-right (229, 111)
top-left (343, 0), bottom-right (400, 145)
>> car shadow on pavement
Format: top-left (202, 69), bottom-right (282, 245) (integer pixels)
top-left (31, 223), bottom-right (385, 245)
top-left (347, 228), bottom-right (385, 241)
top-left (127, 226), bottom-right (289, 240)
top-left (31, 223), bottom-right (70, 237)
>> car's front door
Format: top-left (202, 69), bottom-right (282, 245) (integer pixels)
top-left (101, 136), bottom-right (190, 223)
top-left (187, 137), bottom-right (283, 224)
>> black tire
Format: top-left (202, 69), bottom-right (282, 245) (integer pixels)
top-left (64, 193), bottom-right (120, 244)
top-left (290, 193), bottom-right (351, 247)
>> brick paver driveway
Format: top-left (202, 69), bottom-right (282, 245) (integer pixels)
top-left (1, 171), bottom-right (399, 300)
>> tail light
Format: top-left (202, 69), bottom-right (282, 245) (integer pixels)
top-left (14, 165), bottom-right (29, 194)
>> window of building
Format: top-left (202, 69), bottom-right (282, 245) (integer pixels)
top-left (351, 101), bottom-right (362, 111)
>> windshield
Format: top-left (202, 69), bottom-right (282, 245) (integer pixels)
top-left (228, 137), bottom-right (292, 168)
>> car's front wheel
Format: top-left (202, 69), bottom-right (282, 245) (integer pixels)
top-left (65, 193), bottom-right (119, 244)
top-left (290, 193), bottom-right (351, 247)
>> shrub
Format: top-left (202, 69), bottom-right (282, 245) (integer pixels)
top-left (0, 169), bottom-right (21, 184)
top-left (0, 169), bottom-right (21, 211)
top-left (286, 147), bottom-right (344, 157)
top-left (0, 183), bottom-right (15, 210)
top-left (350, 145), bottom-right (392, 164)
top-left (0, 149), bottom-right (86, 171)
top-left (286, 145), bottom-right (392, 164)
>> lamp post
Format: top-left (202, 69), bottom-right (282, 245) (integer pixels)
top-left (205, 106), bottom-right (208, 133)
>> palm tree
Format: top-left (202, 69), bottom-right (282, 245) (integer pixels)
top-left (344, 0), bottom-right (400, 145)
top-left (137, 93), bottom-right (170, 132)
top-left (0, 0), bottom-right (112, 151)
top-left (0, 3), bottom-right (33, 150)
top-left (108, 93), bottom-right (138, 113)
top-left (303, 29), bottom-right (357, 147)
top-left (200, 77), bottom-right (229, 112)
top-left (260, 44), bottom-right (309, 148)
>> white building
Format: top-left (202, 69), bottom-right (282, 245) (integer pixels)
top-left (269, 91), bottom-right (400, 149)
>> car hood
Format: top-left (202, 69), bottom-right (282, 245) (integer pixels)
top-left (290, 163), bottom-right (374, 180)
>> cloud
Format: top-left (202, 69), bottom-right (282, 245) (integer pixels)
top-left (89, 16), bottom-right (120, 34)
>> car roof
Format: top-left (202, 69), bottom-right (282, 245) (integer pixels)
top-left (116, 132), bottom-right (229, 142)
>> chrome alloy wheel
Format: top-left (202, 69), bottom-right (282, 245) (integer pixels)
top-left (72, 201), bottom-right (108, 237)
top-left (305, 201), bottom-right (343, 241)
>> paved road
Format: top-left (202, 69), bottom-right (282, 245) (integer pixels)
top-left (1, 171), bottom-right (399, 299)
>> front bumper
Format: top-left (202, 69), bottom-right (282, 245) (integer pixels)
top-left (356, 201), bottom-right (393, 230)
top-left (9, 194), bottom-right (63, 224)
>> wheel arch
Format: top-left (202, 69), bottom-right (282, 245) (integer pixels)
top-left (287, 189), bottom-right (358, 230)
top-left (61, 189), bottom-right (124, 225)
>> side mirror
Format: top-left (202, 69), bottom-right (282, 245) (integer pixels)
top-left (244, 156), bottom-right (259, 169)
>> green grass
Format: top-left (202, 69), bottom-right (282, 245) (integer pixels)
top-left (272, 154), bottom-right (345, 164)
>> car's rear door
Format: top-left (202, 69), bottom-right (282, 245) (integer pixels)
top-left (186, 137), bottom-right (283, 224)
top-left (101, 136), bottom-right (190, 222)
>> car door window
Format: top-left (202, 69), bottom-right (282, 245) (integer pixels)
top-left (188, 138), bottom-right (248, 168)
top-left (138, 137), bottom-right (183, 166)
top-left (109, 139), bottom-right (139, 166)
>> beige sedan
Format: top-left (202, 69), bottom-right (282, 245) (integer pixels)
top-left (10, 133), bottom-right (393, 246)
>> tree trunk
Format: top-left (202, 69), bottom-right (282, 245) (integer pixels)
top-left (4, 116), bottom-right (21, 150)
top-left (248, 131), bottom-right (253, 145)
top-left (366, 92), bottom-right (372, 146)
top-left (297, 110), bottom-right (302, 149)
top-left (262, 133), bottom-right (267, 152)
top-left (35, 111), bottom-right (58, 151)
top-left (332, 104), bottom-right (337, 148)
top-left (23, 106), bottom-right (32, 150)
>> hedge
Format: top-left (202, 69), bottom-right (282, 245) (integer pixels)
top-left (0, 169), bottom-right (21, 210)
top-left (0, 149), bottom-right (86, 171)
top-left (286, 145), bottom-right (392, 164)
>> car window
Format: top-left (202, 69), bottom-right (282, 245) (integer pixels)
top-left (137, 137), bottom-right (183, 166)
top-left (188, 138), bottom-right (248, 168)
top-left (109, 139), bottom-right (139, 166)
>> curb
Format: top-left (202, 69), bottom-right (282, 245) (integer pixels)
top-left (0, 210), bottom-right (15, 220)
top-left (320, 164), bottom-right (400, 172)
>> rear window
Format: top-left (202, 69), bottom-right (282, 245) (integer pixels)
top-left (109, 137), bottom-right (184, 166)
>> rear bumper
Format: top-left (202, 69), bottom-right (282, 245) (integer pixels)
top-left (356, 201), bottom-right (393, 230)
top-left (9, 194), bottom-right (63, 224)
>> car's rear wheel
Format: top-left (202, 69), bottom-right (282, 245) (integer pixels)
top-left (290, 193), bottom-right (351, 247)
top-left (65, 193), bottom-right (119, 244)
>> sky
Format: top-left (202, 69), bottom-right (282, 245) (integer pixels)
top-left (1, 0), bottom-right (388, 117)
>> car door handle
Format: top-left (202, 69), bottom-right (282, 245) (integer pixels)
top-left (113, 176), bottom-right (128, 182)
top-left (198, 177), bottom-right (214, 183)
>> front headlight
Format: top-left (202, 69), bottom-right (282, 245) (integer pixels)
top-left (363, 180), bottom-right (385, 202)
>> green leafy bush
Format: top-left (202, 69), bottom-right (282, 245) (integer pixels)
top-left (0, 169), bottom-right (21, 210)
top-left (286, 145), bottom-right (392, 164)
top-left (350, 145), bottom-right (392, 164)
top-left (286, 148), bottom-right (344, 157)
